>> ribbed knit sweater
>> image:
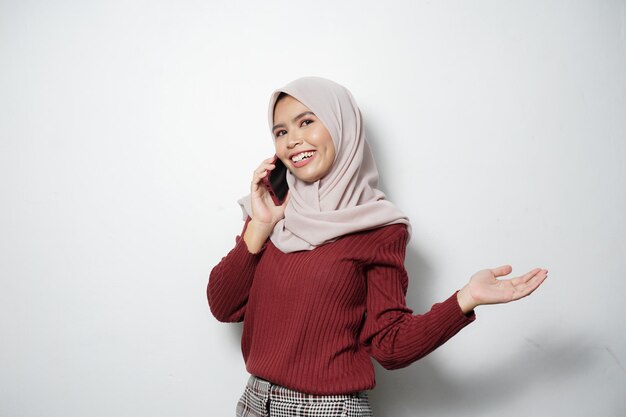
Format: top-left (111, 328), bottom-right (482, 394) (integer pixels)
top-left (208, 221), bottom-right (475, 395)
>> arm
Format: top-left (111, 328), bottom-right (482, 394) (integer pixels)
top-left (207, 157), bottom-right (290, 321)
top-left (244, 157), bottom-right (289, 253)
top-left (361, 229), bottom-right (475, 370)
top-left (207, 218), bottom-right (263, 322)
top-left (361, 230), bottom-right (548, 370)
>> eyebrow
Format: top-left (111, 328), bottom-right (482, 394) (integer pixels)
top-left (272, 111), bottom-right (316, 132)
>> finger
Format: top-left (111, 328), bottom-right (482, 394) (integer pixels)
top-left (490, 265), bottom-right (513, 278)
top-left (255, 156), bottom-right (277, 172)
top-left (252, 164), bottom-right (276, 185)
top-left (261, 156), bottom-right (277, 170)
top-left (510, 268), bottom-right (544, 286)
top-left (512, 271), bottom-right (548, 300)
top-left (251, 171), bottom-right (266, 187)
top-left (255, 164), bottom-right (274, 176)
top-left (511, 269), bottom-right (548, 299)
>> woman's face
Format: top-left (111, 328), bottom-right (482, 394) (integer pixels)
top-left (272, 95), bottom-right (336, 183)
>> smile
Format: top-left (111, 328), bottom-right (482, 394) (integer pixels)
top-left (290, 151), bottom-right (316, 168)
top-left (291, 151), bottom-right (315, 163)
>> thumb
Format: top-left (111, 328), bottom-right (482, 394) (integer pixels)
top-left (490, 264), bottom-right (513, 278)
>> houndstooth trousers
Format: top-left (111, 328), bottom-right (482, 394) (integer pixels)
top-left (236, 375), bottom-right (374, 417)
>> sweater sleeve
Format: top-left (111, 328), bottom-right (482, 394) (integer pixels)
top-left (207, 218), bottom-right (265, 323)
top-left (361, 227), bottom-right (475, 370)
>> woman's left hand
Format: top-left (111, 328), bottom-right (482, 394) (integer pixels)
top-left (456, 265), bottom-right (548, 314)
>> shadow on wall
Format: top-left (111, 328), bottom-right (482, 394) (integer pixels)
top-left (227, 322), bottom-right (243, 350)
top-left (369, 245), bottom-right (599, 417)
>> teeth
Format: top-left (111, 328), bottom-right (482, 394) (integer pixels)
top-left (291, 151), bottom-right (314, 163)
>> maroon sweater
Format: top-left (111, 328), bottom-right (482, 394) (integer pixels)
top-left (208, 221), bottom-right (475, 395)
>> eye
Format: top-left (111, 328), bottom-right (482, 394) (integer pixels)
top-left (301, 119), bottom-right (313, 127)
top-left (274, 129), bottom-right (287, 138)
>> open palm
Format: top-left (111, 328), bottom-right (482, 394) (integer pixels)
top-left (459, 265), bottom-right (548, 313)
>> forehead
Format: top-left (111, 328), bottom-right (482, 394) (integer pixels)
top-left (273, 95), bottom-right (312, 123)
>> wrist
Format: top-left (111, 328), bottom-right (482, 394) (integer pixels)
top-left (243, 219), bottom-right (273, 254)
top-left (457, 286), bottom-right (478, 315)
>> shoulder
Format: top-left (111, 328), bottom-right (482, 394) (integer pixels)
top-left (355, 223), bottom-right (409, 246)
top-left (333, 223), bottom-right (409, 257)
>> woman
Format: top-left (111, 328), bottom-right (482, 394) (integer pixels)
top-left (208, 77), bottom-right (547, 417)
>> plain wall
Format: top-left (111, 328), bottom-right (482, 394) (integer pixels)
top-left (1, 0), bottom-right (625, 416)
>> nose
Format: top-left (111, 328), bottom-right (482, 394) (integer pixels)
top-left (286, 133), bottom-right (303, 149)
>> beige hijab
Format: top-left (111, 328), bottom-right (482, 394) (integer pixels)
top-left (239, 76), bottom-right (410, 253)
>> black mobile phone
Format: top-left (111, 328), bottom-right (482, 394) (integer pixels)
top-left (261, 155), bottom-right (289, 205)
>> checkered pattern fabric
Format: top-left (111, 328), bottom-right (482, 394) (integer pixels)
top-left (236, 375), bottom-right (373, 417)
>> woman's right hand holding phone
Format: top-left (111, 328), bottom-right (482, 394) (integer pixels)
top-left (244, 157), bottom-right (289, 253)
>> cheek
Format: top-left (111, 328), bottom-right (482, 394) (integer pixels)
top-left (321, 142), bottom-right (336, 175)
top-left (274, 140), bottom-right (285, 155)
top-left (322, 136), bottom-right (336, 161)
top-left (313, 128), bottom-right (334, 152)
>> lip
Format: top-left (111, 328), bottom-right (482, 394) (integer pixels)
top-left (290, 150), bottom-right (317, 168)
top-left (288, 149), bottom-right (316, 160)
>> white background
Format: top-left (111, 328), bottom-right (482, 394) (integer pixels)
top-left (1, 1), bottom-right (625, 416)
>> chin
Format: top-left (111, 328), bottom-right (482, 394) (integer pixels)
top-left (292, 164), bottom-right (331, 183)
top-left (292, 171), bottom-right (319, 183)
top-left (295, 175), bottom-right (319, 183)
